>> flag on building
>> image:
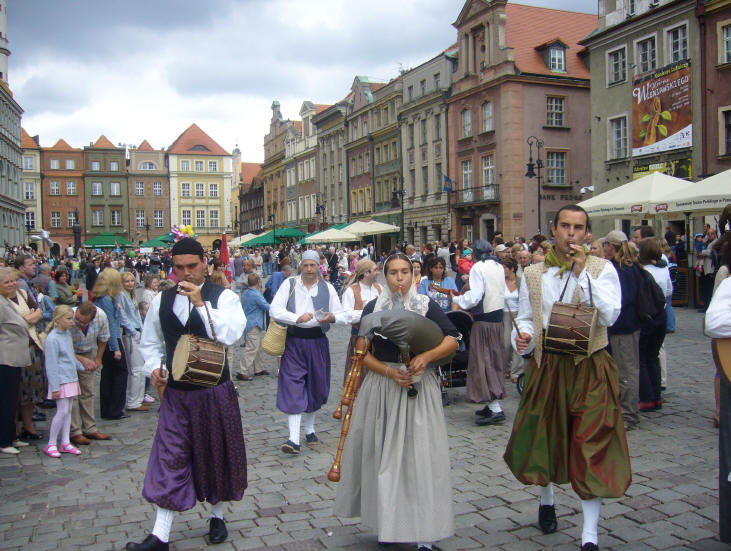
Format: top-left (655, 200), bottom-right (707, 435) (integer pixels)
top-left (444, 175), bottom-right (453, 193)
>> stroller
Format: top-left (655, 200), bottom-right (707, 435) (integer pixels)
top-left (439, 310), bottom-right (472, 404)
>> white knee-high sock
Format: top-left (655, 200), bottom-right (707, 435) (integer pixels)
top-left (152, 506), bottom-right (175, 543)
top-left (540, 483), bottom-right (554, 506)
top-left (210, 502), bottom-right (224, 520)
top-left (581, 497), bottom-right (602, 545)
top-left (488, 399), bottom-right (502, 413)
top-left (288, 414), bottom-right (301, 445)
top-left (302, 412), bottom-right (315, 435)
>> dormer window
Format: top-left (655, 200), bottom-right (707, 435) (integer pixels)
top-left (550, 46), bottom-right (566, 71)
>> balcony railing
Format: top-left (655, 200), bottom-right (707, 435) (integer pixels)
top-left (454, 184), bottom-right (500, 205)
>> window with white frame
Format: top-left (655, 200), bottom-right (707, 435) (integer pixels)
top-left (67, 210), bottom-right (78, 227)
top-left (667, 25), bottom-right (688, 63)
top-left (50, 180), bottom-right (60, 195)
top-left (628, 0), bottom-right (636, 15)
top-left (546, 97), bottom-right (564, 127)
top-left (546, 151), bottom-right (567, 186)
top-left (135, 181), bottom-right (144, 196)
top-left (608, 47), bottom-right (627, 85)
top-left (91, 181), bottom-right (102, 196)
top-left (182, 210), bottom-right (192, 225)
top-left (724, 110), bottom-right (731, 155)
top-left (25, 211), bottom-right (35, 229)
top-left (180, 159), bottom-right (190, 171)
top-left (210, 209), bottom-right (219, 228)
top-left (462, 159), bottom-right (473, 201)
top-left (724, 24), bottom-right (731, 63)
top-left (299, 196), bottom-right (305, 218)
top-left (51, 211), bottom-right (61, 227)
top-left (136, 209), bottom-right (145, 228)
top-left (110, 182), bottom-right (121, 196)
top-left (66, 181), bottom-right (76, 195)
top-left (421, 119), bottom-right (428, 144)
top-left (140, 161), bottom-right (156, 170)
top-left (195, 183), bottom-right (204, 197)
top-left (310, 158), bottom-right (315, 176)
top-left (194, 160), bottom-right (204, 172)
top-left (110, 161), bottom-right (119, 171)
top-left (482, 155), bottom-right (494, 189)
top-left (208, 160), bottom-right (217, 172)
top-left (92, 210), bottom-right (104, 226)
top-left (549, 46), bottom-right (566, 71)
top-left (610, 116), bottom-right (628, 159)
top-left (461, 110), bottom-right (472, 138)
top-left (181, 182), bottom-right (191, 197)
top-left (90, 160), bottom-right (101, 171)
top-left (196, 210), bottom-right (205, 227)
top-left (434, 113), bottom-right (441, 140)
top-left (111, 210), bottom-right (121, 225)
top-left (209, 183), bottom-right (218, 197)
top-left (364, 152), bottom-right (369, 172)
top-left (23, 156), bottom-right (33, 170)
top-left (65, 159), bottom-right (75, 170)
top-left (153, 181), bottom-right (162, 196)
top-left (50, 159), bottom-right (60, 169)
top-left (154, 210), bottom-right (163, 228)
top-left (482, 102), bottom-right (493, 132)
top-left (24, 182), bottom-right (34, 200)
top-left (636, 36), bottom-right (656, 72)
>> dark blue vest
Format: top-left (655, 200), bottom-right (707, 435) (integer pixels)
top-left (160, 280), bottom-right (229, 391)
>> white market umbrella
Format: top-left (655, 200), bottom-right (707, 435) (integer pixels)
top-left (305, 227), bottom-right (358, 243)
top-left (229, 233), bottom-right (258, 246)
top-left (578, 172), bottom-right (692, 217)
top-left (342, 219), bottom-right (400, 236)
top-left (653, 168), bottom-right (731, 215)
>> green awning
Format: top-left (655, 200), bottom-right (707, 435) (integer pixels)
top-left (82, 232), bottom-right (134, 248)
top-left (139, 235), bottom-right (173, 248)
top-left (241, 231), bottom-right (283, 246)
top-left (273, 226), bottom-right (307, 239)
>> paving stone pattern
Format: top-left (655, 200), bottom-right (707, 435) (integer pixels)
top-left (0, 307), bottom-right (726, 550)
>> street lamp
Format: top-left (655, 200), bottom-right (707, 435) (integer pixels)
top-left (144, 217), bottom-right (151, 242)
top-left (268, 212), bottom-right (276, 245)
top-left (72, 208), bottom-right (82, 256)
top-left (315, 197), bottom-right (326, 230)
top-left (525, 136), bottom-right (544, 234)
top-left (391, 178), bottom-right (405, 246)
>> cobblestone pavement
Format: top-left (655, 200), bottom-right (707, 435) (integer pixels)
top-left (0, 306), bottom-right (726, 551)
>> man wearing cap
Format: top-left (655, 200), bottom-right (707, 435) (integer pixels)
top-left (126, 238), bottom-right (247, 551)
top-left (453, 240), bottom-right (507, 425)
top-left (603, 230), bottom-right (643, 430)
top-left (504, 205), bottom-right (629, 551)
top-left (270, 249), bottom-right (345, 454)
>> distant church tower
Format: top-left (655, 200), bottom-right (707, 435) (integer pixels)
top-left (0, 0), bottom-right (9, 84)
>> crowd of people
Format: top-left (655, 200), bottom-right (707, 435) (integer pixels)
top-left (0, 204), bottom-right (728, 551)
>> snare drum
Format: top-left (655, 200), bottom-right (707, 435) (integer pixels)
top-left (172, 334), bottom-right (226, 387)
top-left (544, 302), bottom-right (597, 357)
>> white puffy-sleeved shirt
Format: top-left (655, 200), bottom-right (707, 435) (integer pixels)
top-left (453, 259), bottom-right (505, 313)
top-left (270, 276), bottom-right (346, 328)
top-left (139, 284), bottom-right (246, 376)
top-left (511, 263), bottom-right (622, 355)
top-left (705, 277), bottom-right (731, 338)
top-left (340, 282), bottom-right (381, 325)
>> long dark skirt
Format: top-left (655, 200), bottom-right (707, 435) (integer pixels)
top-left (142, 380), bottom-right (247, 511)
top-left (277, 336), bottom-right (330, 414)
top-left (465, 320), bottom-right (506, 402)
top-left (504, 350), bottom-right (631, 500)
top-left (100, 339), bottom-right (128, 419)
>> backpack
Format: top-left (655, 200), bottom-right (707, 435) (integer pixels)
top-left (635, 268), bottom-right (666, 323)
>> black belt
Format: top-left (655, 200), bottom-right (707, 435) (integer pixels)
top-left (474, 310), bottom-right (503, 323)
top-left (287, 326), bottom-right (325, 339)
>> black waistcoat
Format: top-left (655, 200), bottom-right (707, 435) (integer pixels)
top-left (160, 280), bottom-right (230, 391)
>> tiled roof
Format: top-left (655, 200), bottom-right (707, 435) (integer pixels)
top-left (314, 104), bottom-right (332, 114)
top-left (240, 162), bottom-right (262, 183)
top-left (137, 139), bottom-right (154, 151)
top-left (21, 128), bottom-right (39, 149)
top-left (292, 121), bottom-right (302, 132)
top-left (92, 135), bottom-right (117, 149)
top-left (505, 3), bottom-right (596, 79)
top-left (47, 138), bottom-right (81, 151)
top-left (168, 123), bottom-right (230, 156)
top-left (369, 83), bottom-right (386, 92)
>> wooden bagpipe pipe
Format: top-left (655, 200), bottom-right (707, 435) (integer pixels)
top-left (328, 309), bottom-right (455, 482)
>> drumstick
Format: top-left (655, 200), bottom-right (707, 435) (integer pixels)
top-left (507, 308), bottom-right (521, 336)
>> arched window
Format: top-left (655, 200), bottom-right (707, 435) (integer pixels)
top-left (139, 161), bottom-right (157, 170)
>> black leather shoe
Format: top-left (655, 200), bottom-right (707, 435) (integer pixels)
top-left (581, 543), bottom-right (598, 551)
top-left (475, 406), bottom-right (492, 417)
top-left (208, 517), bottom-right (228, 544)
top-left (538, 504), bottom-right (557, 534)
top-left (476, 411), bottom-right (505, 425)
top-left (125, 534), bottom-right (169, 551)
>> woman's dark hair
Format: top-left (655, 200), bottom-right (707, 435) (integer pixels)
top-left (384, 252), bottom-right (413, 274)
top-left (501, 257), bottom-right (517, 273)
top-left (426, 256), bottom-right (446, 277)
top-left (53, 268), bottom-right (69, 282)
top-left (638, 237), bottom-right (662, 265)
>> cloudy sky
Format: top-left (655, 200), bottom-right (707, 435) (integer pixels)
top-left (10, 0), bottom-right (596, 162)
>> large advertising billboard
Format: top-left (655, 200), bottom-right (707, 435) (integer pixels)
top-left (632, 60), bottom-right (692, 157)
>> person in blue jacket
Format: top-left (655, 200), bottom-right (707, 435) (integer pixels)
top-left (237, 273), bottom-right (271, 381)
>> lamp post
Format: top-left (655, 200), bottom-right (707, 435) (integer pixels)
top-left (268, 213), bottom-right (276, 245)
top-left (72, 207), bottom-right (82, 256)
top-left (315, 197), bottom-right (326, 230)
top-left (525, 136), bottom-right (544, 234)
top-left (144, 217), bottom-right (151, 242)
top-left (391, 177), bottom-right (405, 247)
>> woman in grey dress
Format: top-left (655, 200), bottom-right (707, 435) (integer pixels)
top-left (335, 253), bottom-right (459, 550)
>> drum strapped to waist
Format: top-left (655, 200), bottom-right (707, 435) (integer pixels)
top-left (173, 299), bottom-right (226, 387)
top-left (544, 266), bottom-right (598, 357)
